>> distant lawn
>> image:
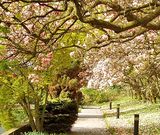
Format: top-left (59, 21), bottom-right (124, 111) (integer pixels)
top-left (102, 95), bottom-right (160, 135)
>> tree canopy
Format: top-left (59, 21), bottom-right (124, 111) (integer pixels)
top-left (0, 0), bottom-right (160, 131)
top-left (0, 0), bottom-right (160, 59)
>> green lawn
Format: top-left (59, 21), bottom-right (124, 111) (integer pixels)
top-left (102, 95), bottom-right (160, 135)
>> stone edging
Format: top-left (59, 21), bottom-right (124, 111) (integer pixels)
top-left (1, 124), bottom-right (31, 135)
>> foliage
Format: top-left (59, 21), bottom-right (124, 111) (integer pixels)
top-left (24, 132), bottom-right (48, 135)
top-left (0, 28), bottom-right (87, 131)
top-left (0, 110), bottom-right (16, 129)
top-left (40, 100), bottom-right (78, 133)
top-left (86, 31), bottom-right (160, 103)
top-left (12, 109), bottom-right (28, 126)
top-left (0, 0), bottom-right (159, 57)
top-left (48, 58), bottom-right (86, 103)
top-left (81, 87), bottom-right (121, 105)
top-left (0, 109), bottom-right (27, 130)
top-left (23, 131), bottom-right (67, 135)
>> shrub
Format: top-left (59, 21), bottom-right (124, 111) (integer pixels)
top-left (23, 132), bottom-right (67, 135)
top-left (23, 132), bottom-right (48, 135)
top-left (39, 100), bottom-right (78, 133)
top-left (81, 86), bottom-right (121, 105)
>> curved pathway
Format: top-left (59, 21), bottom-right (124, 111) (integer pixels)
top-left (69, 106), bottom-right (111, 135)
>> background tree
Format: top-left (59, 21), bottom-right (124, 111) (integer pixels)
top-left (86, 31), bottom-right (160, 103)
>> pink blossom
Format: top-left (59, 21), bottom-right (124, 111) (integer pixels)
top-left (47, 52), bottom-right (53, 58)
top-left (41, 57), bottom-right (51, 67)
top-left (34, 66), bottom-right (44, 71)
top-left (70, 52), bottom-right (75, 57)
top-left (28, 74), bottom-right (40, 83)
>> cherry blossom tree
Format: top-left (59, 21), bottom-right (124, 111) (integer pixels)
top-left (86, 31), bottom-right (160, 102)
top-left (0, 0), bottom-right (160, 58)
top-left (0, 0), bottom-right (160, 131)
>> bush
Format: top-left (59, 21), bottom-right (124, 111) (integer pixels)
top-left (23, 132), bottom-right (48, 135)
top-left (39, 100), bottom-right (78, 133)
top-left (23, 131), bottom-right (67, 135)
top-left (81, 86), bottom-right (121, 105)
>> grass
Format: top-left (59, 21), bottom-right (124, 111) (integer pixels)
top-left (102, 94), bottom-right (160, 135)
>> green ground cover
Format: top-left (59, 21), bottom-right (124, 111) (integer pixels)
top-left (81, 86), bottom-right (121, 105)
top-left (24, 132), bottom-right (67, 135)
top-left (102, 95), bottom-right (160, 135)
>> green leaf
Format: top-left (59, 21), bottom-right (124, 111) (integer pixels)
top-left (15, 13), bottom-right (22, 20)
top-left (0, 26), bottom-right (10, 34)
top-left (0, 60), bottom-right (9, 71)
top-left (0, 45), bottom-right (6, 51)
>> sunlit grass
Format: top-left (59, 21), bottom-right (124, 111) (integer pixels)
top-left (103, 95), bottom-right (160, 135)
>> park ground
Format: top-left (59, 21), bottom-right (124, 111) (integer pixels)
top-left (101, 95), bottom-right (160, 135)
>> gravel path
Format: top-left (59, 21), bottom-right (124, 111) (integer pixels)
top-left (69, 107), bottom-right (111, 135)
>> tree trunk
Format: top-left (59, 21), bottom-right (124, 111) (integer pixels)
top-left (20, 101), bottom-right (37, 131)
top-left (40, 86), bottom-right (49, 131)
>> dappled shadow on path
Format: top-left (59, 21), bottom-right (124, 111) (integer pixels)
top-left (69, 107), bottom-right (111, 135)
top-left (69, 127), bottom-right (109, 135)
top-left (78, 114), bottom-right (103, 118)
